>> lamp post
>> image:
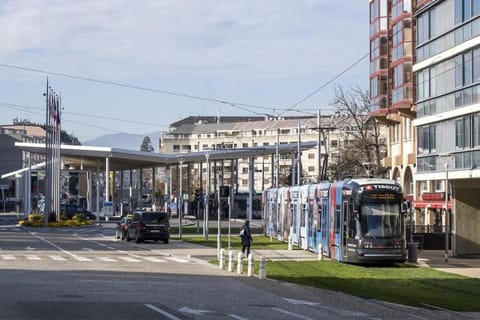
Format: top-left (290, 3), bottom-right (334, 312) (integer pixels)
top-left (444, 160), bottom-right (449, 263)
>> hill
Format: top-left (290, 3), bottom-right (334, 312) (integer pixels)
top-left (83, 131), bottom-right (162, 151)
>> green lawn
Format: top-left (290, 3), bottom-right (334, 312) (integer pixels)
top-left (177, 231), bottom-right (480, 312)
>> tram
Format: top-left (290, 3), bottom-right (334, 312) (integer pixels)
top-left (263, 178), bottom-right (407, 263)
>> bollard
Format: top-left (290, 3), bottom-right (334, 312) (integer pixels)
top-left (258, 256), bottom-right (266, 279)
top-left (247, 253), bottom-right (254, 277)
top-left (228, 250), bottom-right (234, 272)
top-left (219, 248), bottom-right (225, 269)
top-left (318, 243), bottom-right (323, 261)
top-left (105, 216), bottom-right (109, 222)
top-left (288, 235), bottom-right (292, 251)
top-left (237, 252), bottom-right (243, 274)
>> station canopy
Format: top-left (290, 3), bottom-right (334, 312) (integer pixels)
top-left (14, 141), bottom-right (318, 171)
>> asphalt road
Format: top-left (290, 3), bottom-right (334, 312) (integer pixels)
top-left (0, 218), bottom-right (476, 319)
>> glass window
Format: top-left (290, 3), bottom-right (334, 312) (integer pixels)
top-left (455, 55), bottom-right (464, 88)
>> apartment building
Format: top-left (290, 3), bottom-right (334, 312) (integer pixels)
top-left (413, 0), bottom-right (480, 255)
top-left (370, 0), bottom-right (480, 254)
top-left (369, 0), bottom-right (416, 202)
top-left (160, 115), bottom-right (367, 194)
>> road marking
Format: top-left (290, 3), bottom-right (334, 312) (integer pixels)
top-left (143, 257), bottom-right (166, 263)
top-left (82, 248), bottom-right (94, 252)
top-left (1, 254), bottom-right (16, 260)
top-left (145, 304), bottom-right (182, 320)
top-left (97, 257), bottom-right (116, 262)
top-left (272, 307), bottom-right (316, 320)
top-left (49, 255), bottom-right (66, 261)
top-left (118, 257), bottom-right (141, 262)
top-left (74, 256), bottom-right (91, 262)
top-left (26, 255), bottom-right (42, 260)
top-left (165, 256), bottom-right (189, 263)
top-left (178, 306), bottom-right (213, 316)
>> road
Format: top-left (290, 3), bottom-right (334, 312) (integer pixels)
top-left (0, 218), bottom-right (475, 320)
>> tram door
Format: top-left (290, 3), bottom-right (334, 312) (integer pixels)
top-left (342, 200), bottom-right (349, 258)
top-left (320, 198), bottom-right (329, 257)
top-left (290, 193), bottom-right (299, 246)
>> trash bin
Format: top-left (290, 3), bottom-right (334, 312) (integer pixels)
top-left (407, 242), bottom-right (418, 262)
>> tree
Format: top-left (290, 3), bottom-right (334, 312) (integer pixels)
top-left (140, 136), bottom-right (154, 152)
top-left (328, 86), bottom-right (387, 179)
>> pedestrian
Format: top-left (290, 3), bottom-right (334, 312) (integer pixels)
top-left (240, 220), bottom-right (253, 257)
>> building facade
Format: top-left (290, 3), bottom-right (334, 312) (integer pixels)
top-left (414, 0), bottom-right (480, 255)
top-left (160, 115), bottom-right (377, 195)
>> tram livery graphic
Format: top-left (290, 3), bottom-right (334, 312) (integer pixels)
top-left (263, 178), bottom-right (407, 263)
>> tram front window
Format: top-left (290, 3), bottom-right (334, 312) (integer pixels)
top-left (360, 203), bottom-right (401, 238)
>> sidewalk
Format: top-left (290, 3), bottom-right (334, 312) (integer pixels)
top-left (414, 250), bottom-right (480, 279)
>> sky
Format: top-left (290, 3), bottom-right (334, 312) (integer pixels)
top-left (0, 0), bottom-right (369, 143)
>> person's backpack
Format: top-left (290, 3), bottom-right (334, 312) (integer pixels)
top-left (239, 228), bottom-right (245, 237)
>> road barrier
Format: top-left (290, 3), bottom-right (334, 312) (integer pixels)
top-left (247, 253), bottom-right (254, 277)
top-left (237, 252), bottom-right (243, 274)
top-left (258, 256), bottom-right (266, 279)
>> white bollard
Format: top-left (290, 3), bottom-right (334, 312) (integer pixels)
top-left (105, 216), bottom-right (109, 222)
top-left (219, 248), bottom-right (225, 269)
top-left (318, 243), bottom-right (323, 261)
top-left (228, 250), bottom-right (234, 272)
top-left (247, 253), bottom-right (254, 277)
top-left (288, 235), bottom-right (292, 250)
top-left (237, 252), bottom-right (243, 274)
top-left (258, 256), bottom-right (266, 279)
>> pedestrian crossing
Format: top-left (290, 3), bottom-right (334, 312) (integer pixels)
top-left (0, 253), bottom-right (190, 264)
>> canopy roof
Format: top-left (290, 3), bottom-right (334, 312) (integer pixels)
top-left (14, 141), bottom-right (318, 171)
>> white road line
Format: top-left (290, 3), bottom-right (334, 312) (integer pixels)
top-left (272, 307), bottom-right (316, 320)
top-left (165, 256), bottom-right (189, 263)
top-left (118, 257), bottom-right (141, 262)
top-left (97, 257), bottom-right (116, 262)
top-left (26, 255), bottom-right (42, 260)
top-left (74, 256), bottom-right (91, 262)
top-left (144, 304), bottom-right (182, 320)
top-left (143, 257), bottom-right (166, 263)
top-left (1, 254), bottom-right (16, 260)
top-left (49, 255), bottom-right (66, 261)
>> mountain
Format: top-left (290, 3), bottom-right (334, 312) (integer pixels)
top-left (83, 131), bottom-right (162, 151)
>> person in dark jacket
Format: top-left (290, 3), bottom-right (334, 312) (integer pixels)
top-left (240, 220), bottom-right (253, 257)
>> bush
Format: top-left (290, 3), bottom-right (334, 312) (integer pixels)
top-left (19, 213), bottom-right (93, 227)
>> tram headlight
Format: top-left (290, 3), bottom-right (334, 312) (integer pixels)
top-left (360, 240), bottom-right (373, 249)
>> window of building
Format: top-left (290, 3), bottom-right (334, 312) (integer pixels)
top-left (242, 143), bottom-right (248, 148)
top-left (308, 166), bottom-right (315, 172)
top-left (241, 179), bottom-right (248, 186)
top-left (417, 125), bottom-right (436, 154)
top-left (331, 140), bottom-right (338, 147)
top-left (474, 114), bottom-right (480, 146)
top-left (280, 129), bottom-right (290, 135)
top-left (308, 153), bottom-right (315, 159)
top-left (242, 167), bottom-right (248, 174)
top-left (456, 115), bottom-right (472, 149)
top-left (173, 145), bottom-right (180, 152)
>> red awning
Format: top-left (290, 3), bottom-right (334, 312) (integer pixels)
top-left (414, 200), bottom-right (452, 209)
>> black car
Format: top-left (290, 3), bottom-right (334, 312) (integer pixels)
top-left (126, 211), bottom-right (170, 244)
top-left (115, 216), bottom-right (131, 240)
top-left (61, 204), bottom-right (96, 220)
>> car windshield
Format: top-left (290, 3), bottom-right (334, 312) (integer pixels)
top-left (141, 212), bottom-right (168, 224)
top-left (360, 203), bottom-right (401, 238)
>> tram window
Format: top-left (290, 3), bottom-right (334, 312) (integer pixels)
top-left (334, 204), bottom-right (341, 233)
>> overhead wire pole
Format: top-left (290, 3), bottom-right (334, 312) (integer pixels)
top-left (317, 109), bottom-right (321, 182)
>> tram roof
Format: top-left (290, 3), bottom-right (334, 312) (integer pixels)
top-left (13, 141), bottom-right (318, 171)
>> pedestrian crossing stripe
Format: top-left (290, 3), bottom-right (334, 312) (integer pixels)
top-left (0, 254), bottom-right (190, 264)
top-left (26, 255), bottom-right (41, 260)
top-left (49, 255), bottom-right (67, 261)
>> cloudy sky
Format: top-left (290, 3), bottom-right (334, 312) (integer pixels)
top-left (0, 0), bottom-right (369, 142)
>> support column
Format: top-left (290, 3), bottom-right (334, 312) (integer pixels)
top-left (105, 157), bottom-right (110, 202)
top-left (248, 156), bottom-right (254, 221)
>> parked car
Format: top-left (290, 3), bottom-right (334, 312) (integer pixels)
top-left (60, 204), bottom-right (96, 220)
top-left (125, 211), bottom-right (170, 244)
top-left (115, 216), bottom-right (131, 240)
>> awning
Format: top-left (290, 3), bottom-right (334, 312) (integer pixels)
top-left (1, 162), bottom-right (46, 179)
top-left (414, 200), bottom-right (452, 209)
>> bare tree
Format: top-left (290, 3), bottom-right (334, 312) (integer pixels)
top-left (328, 86), bottom-right (386, 179)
